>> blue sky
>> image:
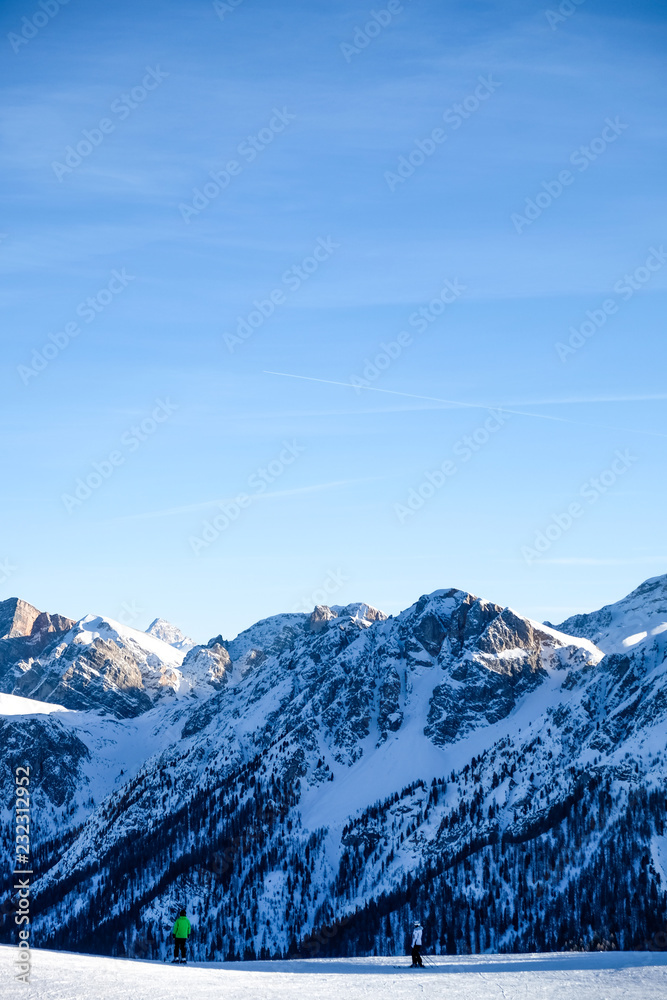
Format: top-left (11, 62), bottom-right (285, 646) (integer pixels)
top-left (1, 0), bottom-right (666, 641)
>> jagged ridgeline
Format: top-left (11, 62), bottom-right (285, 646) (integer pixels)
top-left (0, 581), bottom-right (666, 959)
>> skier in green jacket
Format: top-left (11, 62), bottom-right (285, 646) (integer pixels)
top-left (172, 909), bottom-right (191, 964)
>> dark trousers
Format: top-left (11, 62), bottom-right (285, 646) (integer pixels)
top-left (411, 944), bottom-right (423, 966)
top-left (173, 937), bottom-right (187, 960)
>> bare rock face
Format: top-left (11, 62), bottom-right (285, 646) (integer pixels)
top-left (0, 597), bottom-right (74, 641)
top-left (0, 600), bottom-right (76, 693)
top-left (31, 611), bottom-right (76, 637)
top-left (0, 598), bottom-right (76, 641)
top-left (0, 598), bottom-right (42, 639)
top-left (309, 605), bottom-right (338, 632)
top-left (309, 603), bottom-right (388, 633)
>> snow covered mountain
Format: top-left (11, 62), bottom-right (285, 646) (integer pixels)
top-left (1, 578), bottom-right (666, 962)
top-left (0, 611), bottom-right (227, 717)
top-left (556, 573), bottom-right (667, 654)
top-left (146, 617), bottom-right (196, 652)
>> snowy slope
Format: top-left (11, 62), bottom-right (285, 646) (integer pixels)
top-left (2, 577), bottom-right (667, 964)
top-left (556, 573), bottom-right (667, 653)
top-left (2, 947), bottom-right (666, 1000)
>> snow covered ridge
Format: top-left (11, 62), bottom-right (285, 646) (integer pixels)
top-left (1, 576), bottom-right (666, 963)
top-left (556, 573), bottom-right (667, 654)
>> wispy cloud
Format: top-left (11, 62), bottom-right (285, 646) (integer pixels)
top-left (537, 557), bottom-right (667, 567)
top-left (105, 478), bottom-right (379, 523)
top-left (247, 392), bottom-right (667, 422)
top-left (263, 370), bottom-right (571, 421)
top-left (505, 394), bottom-right (667, 406)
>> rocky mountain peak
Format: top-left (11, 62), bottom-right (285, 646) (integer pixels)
top-left (0, 598), bottom-right (75, 642)
top-left (145, 617), bottom-right (195, 652)
top-left (331, 602), bottom-right (388, 624)
top-left (309, 602), bottom-right (388, 632)
top-left (308, 605), bottom-right (338, 631)
top-left (0, 597), bottom-right (43, 639)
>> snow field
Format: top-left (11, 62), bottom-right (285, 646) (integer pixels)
top-left (3, 947), bottom-right (666, 1000)
top-left (0, 693), bottom-right (68, 715)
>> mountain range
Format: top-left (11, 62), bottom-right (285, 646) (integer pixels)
top-left (0, 577), bottom-right (665, 960)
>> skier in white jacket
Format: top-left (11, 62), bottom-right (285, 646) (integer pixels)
top-left (411, 921), bottom-right (424, 967)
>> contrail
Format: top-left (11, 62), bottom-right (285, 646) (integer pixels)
top-left (262, 370), bottom-right (667, 438)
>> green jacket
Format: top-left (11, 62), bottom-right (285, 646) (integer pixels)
top-left (172, 916), bottom-right (191, 938)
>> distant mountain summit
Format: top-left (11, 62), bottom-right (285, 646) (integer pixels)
top-left (146, 617), bottom-right (196, 652)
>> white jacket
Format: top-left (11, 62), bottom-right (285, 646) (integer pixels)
top-left (412, 926), bottom-right (422, 947)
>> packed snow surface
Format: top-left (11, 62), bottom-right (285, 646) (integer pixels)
top-left (4, 947), bottom-right (667, 1000)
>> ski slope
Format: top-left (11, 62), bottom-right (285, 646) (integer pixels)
top-left (3, 947), bottom-right (666, 999)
